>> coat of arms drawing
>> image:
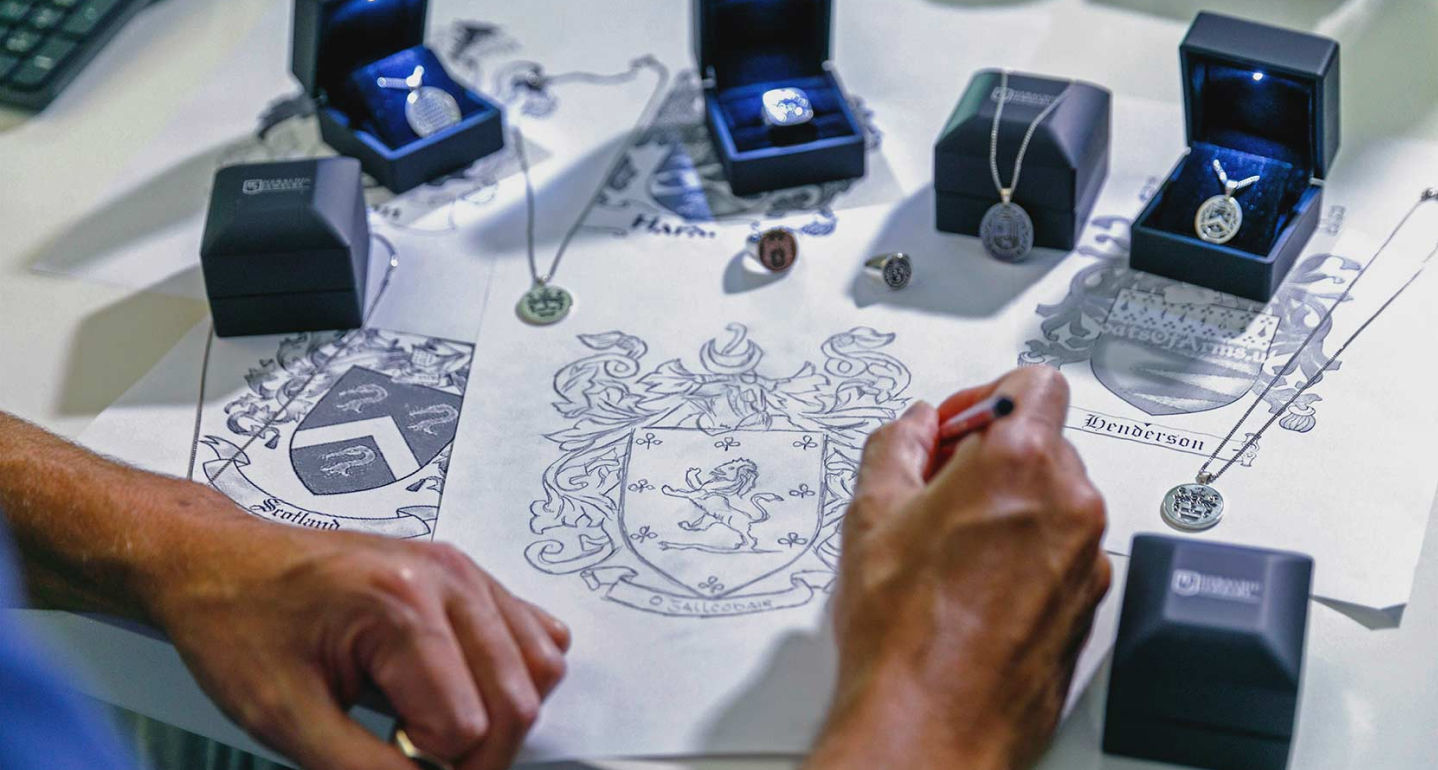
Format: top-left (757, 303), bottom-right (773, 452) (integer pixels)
top-left (194, 329), bottom-right (473, 539)
top-left (527, 323), bottom-right (911, 617)
top-left (1021, 215), bottom-right (1358, 437)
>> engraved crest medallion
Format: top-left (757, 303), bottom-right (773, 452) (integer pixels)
top-left (1195, 194), bottom-right (1243, 244)
top-left (406, 87), bottom-right (463, 138)
top-left (980, 201), bottom-right (1035, 262)
top-left (1160, 482), bottom-right (1224, 531)
top-left (517, 283), bottom-right (574, 325)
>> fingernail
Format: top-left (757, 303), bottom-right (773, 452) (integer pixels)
top-left (903, 400), bottom-right (931, 418)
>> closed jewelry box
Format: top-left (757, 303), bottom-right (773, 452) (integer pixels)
top-left (200, 158), bottom-right (370, 338)
top-left (1130, 11), bottom-right (1340, 302)
top-left (291, 0), bottom-right (505, 193)
top-left (1104, 534), bottom-right (1313, 770)
top-left (933, 70), bottom-right (1111, 252)
top-left (693, 0), bottom-right (866, 196)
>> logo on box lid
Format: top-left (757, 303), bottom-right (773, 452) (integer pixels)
top-left (1171, 568), bottom-right (1263, 603)
top-left (242, 176), bottom-right (313, 195)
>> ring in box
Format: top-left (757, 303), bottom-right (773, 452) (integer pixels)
top-left (200, 158), bottom-right (370, 338)
top-left (933, 70), bottom-right (1111, 251)
top-left (693, 0), bottom-right (866, 195)
top-left (1130, 12), bottom-right (1340, 302)
top-left (291, 0), bottom-right (505, 193)
top-left (1104, 534), bottom-right (1313, 770)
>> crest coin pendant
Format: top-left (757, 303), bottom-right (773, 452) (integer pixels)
top-left (1160, 482), bottom-right (1225, 531)
top-left (1195, 194), bottom-right (1243, 244)
top-left (517, 283), bottom-right (573, 325)
top-left (979, 201), bottom-right (1035, 262)
top-left (406, 87), bottom-right (462, 138)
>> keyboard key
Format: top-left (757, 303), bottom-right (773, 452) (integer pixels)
top-left (59, 0), bottom-right (117, 36)
top-left (0, 52), bottom-right (17, 80)
top-left (0, 0), bottom-right (31, 24)
top-left (27, 5), bottom-right (64, 29)
top-left (8, 35), bottom-right (72, 88)
top-left (2, 27), bottom-right (40, 54)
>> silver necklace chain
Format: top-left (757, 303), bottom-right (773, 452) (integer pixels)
top-left (1198, 189), bottom-right (1438, 484)
top-left (988, 70), bottom-right (1071, 203)
top-left (514, 56), bottom-right (670, 287)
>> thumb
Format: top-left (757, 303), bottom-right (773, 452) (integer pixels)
top-left (254, 674), bottom-right (416, 770)
top-left (850, 401), bottom-right (938, 533)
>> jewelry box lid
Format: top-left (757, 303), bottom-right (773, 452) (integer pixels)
top-left (291, 0), bottom-right (429, 99)
top-left (201, 158), bottom-right (369, 298)
top-left (1180, 11), bottom-right (1340, 179)
top-left (692, 0), bottom-right (832, 90)
top-left (1108, 534), bottom-right (1313, 739)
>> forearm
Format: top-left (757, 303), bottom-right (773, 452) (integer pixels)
top-left (0, 411), bottom-right (252, 620)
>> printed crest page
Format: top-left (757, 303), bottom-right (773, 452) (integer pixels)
top-left (434, 202), bottom-right (1121, 759)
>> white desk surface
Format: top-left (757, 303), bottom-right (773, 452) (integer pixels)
top-left (3, 0), bottom-right (1438, 768)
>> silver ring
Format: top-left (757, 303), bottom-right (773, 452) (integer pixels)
top-left (761, 87), bottom-right (814, 128)
top-left (865, 253), bottom-right (912, 289)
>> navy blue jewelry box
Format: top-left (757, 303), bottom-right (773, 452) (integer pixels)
top-left (1131, 12), bottom-right (1340, 302)
top-left (693, 0), bottom-right (865, 195)
top-left (933, 70), bottom-right (1111, 251)
top-left (200, 158), bottom-right (370, 338)
top-left (1104, 534), bottom-right (1313, 770)
top-left (291, 0), bottom-right (504, 193)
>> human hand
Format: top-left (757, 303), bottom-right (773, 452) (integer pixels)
top-left (143, 500), bottom-right (569, 770)
top-left (806, 366), bottom-right (1110, 770)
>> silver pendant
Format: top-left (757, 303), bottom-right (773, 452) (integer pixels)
top-left (1160, 480), bottom-right (1225, 531)
top-left (406, 86), bottom-right (462, 138)
top-left (517, 283), bottom-right (573, 325)
top-left (1195, 194), bottom-right (1243, 244)
top-left (979, 201), bottom-right (1034, 262)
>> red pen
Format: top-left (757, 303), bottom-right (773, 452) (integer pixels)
top-left (938, 394), bottom-right (1015, 446)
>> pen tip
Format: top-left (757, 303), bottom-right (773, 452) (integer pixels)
top-left (995, 396), bottom-right (1015, 417)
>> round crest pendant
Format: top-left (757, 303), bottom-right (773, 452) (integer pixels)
top-left (1160, 482), bottom-right (1225, 531)
top-left (517, 283), bottom-right (573, 325)
top-left (1195, 194), bottom-right (1243, 244)
top-left (405, 87), bottom-right (462, 138)
top-left (979, 201), bottom-right (1035, 262)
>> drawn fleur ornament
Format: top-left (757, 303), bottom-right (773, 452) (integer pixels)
top-left (778, 532), bottom-right (809, 548)
top-left (1278, 394), bottom-right (1321, 433)
top-left (527, 324), bottom-right (913, 617)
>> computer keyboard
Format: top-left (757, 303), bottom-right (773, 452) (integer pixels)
top-left (0, 0), bottom-right (150, 110)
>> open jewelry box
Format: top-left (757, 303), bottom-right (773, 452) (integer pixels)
top-left (1130, 12), bottom-right (1340, 303)
top-left (693, 0), bottom-right (866, 195)
top-left (291, 0), bottom-right (505, 193)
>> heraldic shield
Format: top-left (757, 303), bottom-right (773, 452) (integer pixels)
top-left (1093, 288), bottom-right (1279, 416)
top-left (620, 428), bottom-right (825, 599)
top-left (291, 367), bottom-right (462, 495)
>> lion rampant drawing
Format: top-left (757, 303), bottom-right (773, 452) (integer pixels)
top-left (658, 459), bottom-right (783, 553)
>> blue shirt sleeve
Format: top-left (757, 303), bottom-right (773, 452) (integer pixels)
top-left (0, 516), bottom-right (140, 770)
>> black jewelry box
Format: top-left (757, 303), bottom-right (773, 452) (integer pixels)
top-left (290, 0), bottom-right (505, 193)
top-left (200, 159), bottom-right (370, 338)
top-left (1130, 12), bottom-right (1340, 302)
top-left (1104, 534), bottom-right (1313, 770)
top-left (693, 0), bottom-right (866, 196)
top-left (933, 70), bottom-right (1111, 252)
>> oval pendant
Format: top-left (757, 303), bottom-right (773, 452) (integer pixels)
top-left (1194, 195), bottom-right (1243, 244)
top-left (1160, 482), bottom-right (1225, 531)
top-left (517, 283), bottom-right (573, 325)
top-left (979, 201), bottom-right (1035, 262)
top-left (406, 86), bottom-right (463, 138)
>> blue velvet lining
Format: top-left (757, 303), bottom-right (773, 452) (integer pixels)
top-left (315, 0), bottom-right (426, 96)
top-left (1188, 62), bottom-right (1314, 168)
top-left (702, 0), bottom-right (827, 88)
top-left (1145, 142), bottom-right (1310, 256)
top-left (716, 75), bottom-right (855, 153)
top-left (342, 46), bottom-right (493, 149)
